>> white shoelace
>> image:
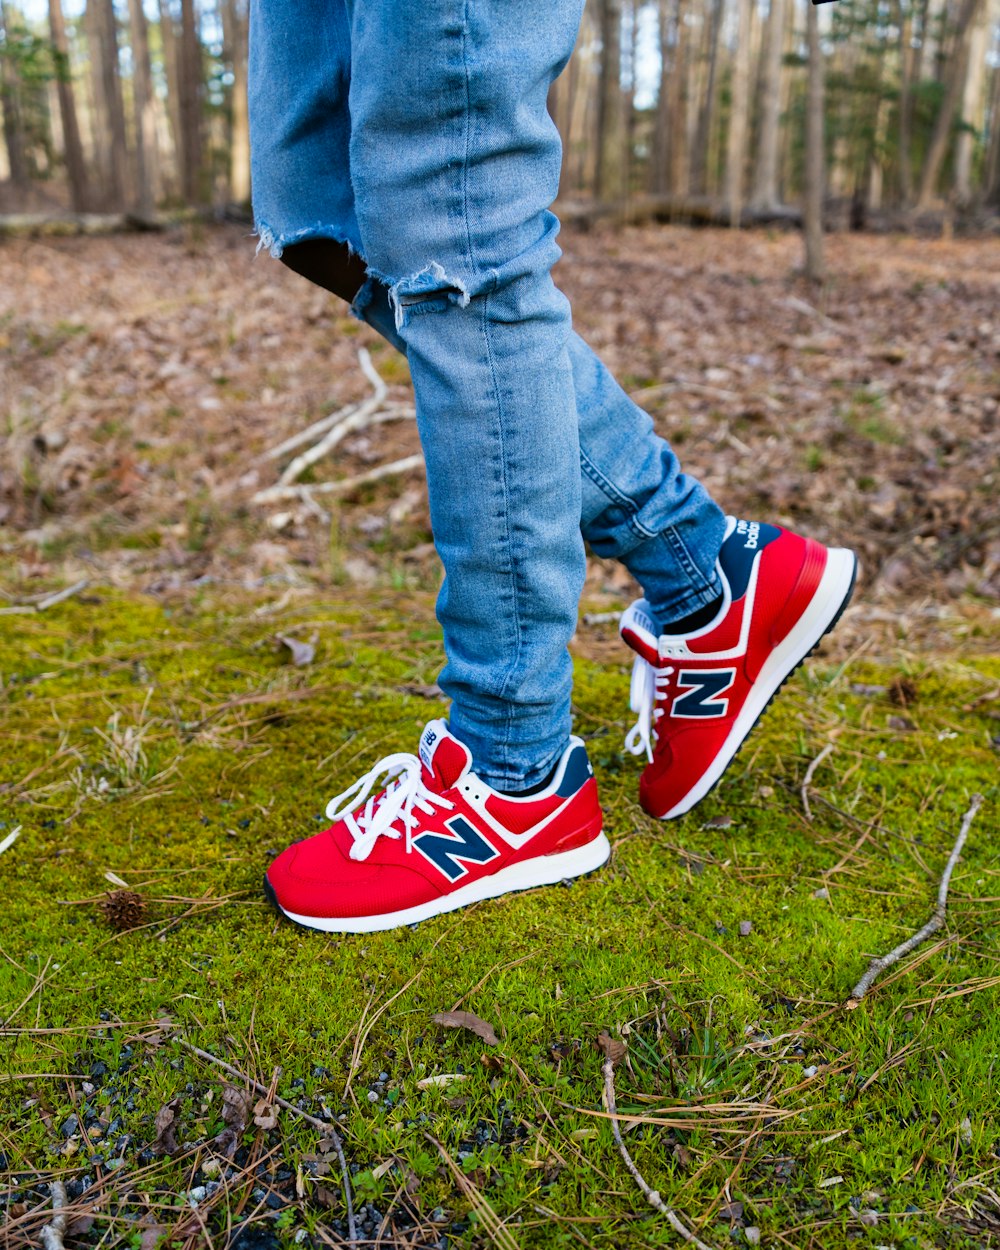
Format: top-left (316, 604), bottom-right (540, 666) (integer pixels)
top-left (325, 752), bottom-right (455, 862)
top-left (624, 656), bottom-right (673, 762)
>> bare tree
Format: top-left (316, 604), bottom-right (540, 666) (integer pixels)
top-left (804, 0), bottom-right (825, 281)
top-left (221, 0), bottom-right (249, 203)
top-left (690, 0), bottom-right (724, 194)
top-left (751, 0), bottom-right (787, 209)
top-left (0, 0), bottom-right (32, 191)
top-left (127, 0), bottom-right (158, 216)
top-left (953, 0), bottom-right (990, 204)
top-left (916, 0), bottom-right (983, 208)
top-left (84, 0), bottom-right (129, 207)
top-left (177, 0), bottom-right (203, 202)
top-left (595, 0), bottom-right (625, 201)
top-left (725, 0), bottom-right (753, 223)
top-left (47, 0), bottom-right (90, 210)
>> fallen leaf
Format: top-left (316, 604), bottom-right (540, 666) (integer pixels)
top-left (480, 1052), bottom-right (504, 1072)
top-left (211, 1127), bottom-right (238, 1158)
top-left (221, 1082), bottom-right (251, 1133)
top-left (888, 675), bottom-right (918, 707)
top-left (0, 826), bottom-right (22, 856)
top-left (104, 870), bottom-right (129, 887)
top-left (276, 633), bottom-right (316, 667)
top-left (253, 1095), bottom-right (279, 1130)
top-left (431, 1010), bottom-right (499, 1046)
top-left (417, 1073), bottom-right (467, 1089)
top-left (596, 1030), bottom-right (627, 1067)
top-left (314, 1185), bottom-right (339, 1209)
top-left (67, 1215), bottom-right (96, 1237)
top-left (371, 1157), bottom-right (397, 1181)
top-left (887, 715), bottom-right (916, 731)
top-left (139, 1226), bottom-right (168, 1250)
top-left (154, 1099), bottom-right (180, 1156)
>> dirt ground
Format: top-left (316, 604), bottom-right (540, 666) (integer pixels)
top-left (1, 223), bottom-right (998, 621)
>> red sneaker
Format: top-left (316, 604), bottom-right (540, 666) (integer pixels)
top-left (620, 518), bottom-right (857, 819)
top-left (264, 720), bottom-right (608, 932)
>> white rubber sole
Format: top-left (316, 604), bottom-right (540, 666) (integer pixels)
top-left (661, 547), bottom-right (858, 819)
top-left (273, 830), bottom-right (612, 934)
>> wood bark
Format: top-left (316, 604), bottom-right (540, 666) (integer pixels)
top-left (690, 0), bottom-right (724, 195)
top-left (157, 0), bottom-right (182, 191)
top-left (916, 0), bottom-right (984, 208)
top-left (804, 0), bottom-right (825, 282)
top-left (127, 0), bottom-right (158, 215)
top-left (895, 0), bottom-right (914, 203)
top-left (751, 0), bottom-right (787, 209)
top-left (177, 0), bottom-right (203, 203)
top-left (725, 0), bottom-right (753, 225)
top-left (221, 0), bottom-right (249, 204)
top-left (87, 0), bottom-right (129, 207)
top-left (47, 0), bottom-right (90, 210)
top-left (953, 0), bottom-right (989, 203)
top-left (0, 0), bottom-right (30, 190)
top-left (595, 0), bottom-right (625, 201)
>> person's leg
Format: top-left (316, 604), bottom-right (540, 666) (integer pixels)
top-left (343, 0), bottom-right (588, 791)
top-left (281, 240), bottom-right (726, 630)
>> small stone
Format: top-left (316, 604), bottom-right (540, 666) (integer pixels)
top-left (802, 1065), bottom-right (819, 1078)
top-left (186, 1186), bottom-right (207, 1205)
top-left (367, 1090), bottom-right (379, 1103)
top-left (812, 887), bottom-right (830, 900)
top-left (739, 920), bottom-right (753, 937)
top-left (745, 1228), bottom-right (760, 1246)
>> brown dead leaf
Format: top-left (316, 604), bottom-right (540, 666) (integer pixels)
top-left (212, 1127), bottom-right (239, 1159)
top-left (888, 676), bottom-right (918, 707)
top-left (314, 1185), bottom-right (339, 1209)
top-left (887, 715), bottom-right (917, 731)
top-left (154, 1098), bottom-right (180, 1156)
top-left (139, 1226), bottom-right (168, 1250)
top-left (480, 1052), bottom-right (505, 1072)
top-left (253, 1095), bottom-right (279, 1130)
top-left (596, 1030), bottom-right (627, 1067)
top-left (431, 1010), bottom-right (499, 1046)
top-left (221, 1082), bottom-right (251, 1133)
top-left (67, 1215), bottom-right (96, 1237)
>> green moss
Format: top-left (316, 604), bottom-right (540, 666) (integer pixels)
top-left (1, 590), bottom-right (997, 1248)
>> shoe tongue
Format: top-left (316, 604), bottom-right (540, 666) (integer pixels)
top-left (619, 600), bottom-right (660, 665)
top-left (418, 720), bottom-right (472, 791)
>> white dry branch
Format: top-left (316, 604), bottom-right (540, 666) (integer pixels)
top-left (39, 1180), bottom-right (68, 1250)
top-left (0, 826), bottom-right (22, 856)
top-left (601, 1054), bottom-right (716, 1250)
top-left (252, 347), bottom-right (419, 508)
top-left (848, 793), bottom-right (985, 1003)
top-left (801, 742), bottom-right (836, 822)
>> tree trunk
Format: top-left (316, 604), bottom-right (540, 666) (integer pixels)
top-left (127, 0), bottom-right (158, 215)
top-left (178, 0), bottom-right (203, 203)
top-left (47, 0), bottom-right (90, 210)
top-left (83, 0), bottom-right (128, 207)
top-left (0, 0), bottom-right (30, 190)
top-left (221, 0), bottom-right (249, 204)
top-left (985, 58), bottom-right (1000, 205)
top-left (895, 0), bottom-right (914, 204)
top-left (158, 0), bottom-right (182, 192)
top-left (690, 0), bottom-right (724, 195)
top-left (595, 0), bottom-right (625, 201)
top-left (804, 0), bottom-right (825, 282)
top-left (725, 0), bottom-right (753, 224)
top-left (915, 0), bottom-right (983, 208)
top-left (953, 0), bottom-right (989, 203)
top-left (750, 0), bottom-right (786, 210)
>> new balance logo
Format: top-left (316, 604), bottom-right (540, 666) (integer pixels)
top-left (671, 668), bottom-right (736, 718)
top-left (412, 816), bottom-right (500, 881)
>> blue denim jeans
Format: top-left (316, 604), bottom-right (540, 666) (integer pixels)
top-left (248, 0), bottom-right (725, 788)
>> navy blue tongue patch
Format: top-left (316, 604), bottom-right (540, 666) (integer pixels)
top-left (720, 519), bottom-right (780, 599)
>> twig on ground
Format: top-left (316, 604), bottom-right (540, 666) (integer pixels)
top-left (253, 453), bottom-right (425, 507)
top-left (801, 743), bottom-right (836, 822)
top-left (599, 1046), bottom-right (716, 1249)
top-left (39, 1180), bottom-right (68, 1250)
top-left (848, 793), bottom-right (984, 1004)
top-left (428, 1135), bottom-right (520, 1250)
top-left (172, 1037), bottom-right (355, 1243)
top-left (581, 610), bottom-right (623, 626)
top-left (0, 825), bottom-right (22, 856)
top-left (0, 579), bottom-right (90, 615)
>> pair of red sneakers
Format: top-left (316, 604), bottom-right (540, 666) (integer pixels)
top-left (265, 520), bottom-right (856, 933)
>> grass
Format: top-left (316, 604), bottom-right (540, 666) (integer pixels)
top-left (1, 587), bottom-right (999, 1250)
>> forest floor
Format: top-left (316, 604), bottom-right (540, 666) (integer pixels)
top-left (1, 226), bottom-right (999, 1249)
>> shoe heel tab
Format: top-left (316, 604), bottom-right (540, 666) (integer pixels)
top-left (555, 741), bottom-right (594, 798)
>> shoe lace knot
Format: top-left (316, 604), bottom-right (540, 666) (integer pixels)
top-left (624, 657), bottom-right (671, 762)
top-left (325, 752), bottom-right (455, 862)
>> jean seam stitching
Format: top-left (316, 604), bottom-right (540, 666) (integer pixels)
top-left (580, 445), bottom-right (640, 511)
top-left (663, 526), bottom-right (716, 594)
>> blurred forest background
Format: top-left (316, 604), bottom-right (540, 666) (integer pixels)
top-left (0, 0), bottom-right (999, 225)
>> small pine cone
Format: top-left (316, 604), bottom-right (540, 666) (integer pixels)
top-left (98, 889), bottom-right (147, 931)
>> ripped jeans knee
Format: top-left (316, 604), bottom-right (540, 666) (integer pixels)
top-left (389, 262), bottom-right (471, 331)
